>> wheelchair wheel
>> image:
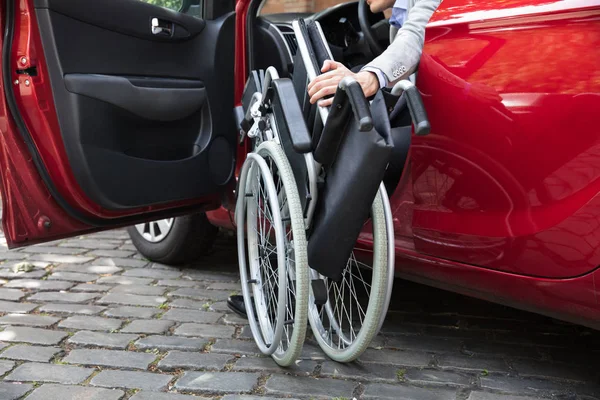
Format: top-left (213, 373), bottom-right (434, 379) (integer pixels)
top-left (236, 141), bottom-right (309, 366)
top-left (307, 186), bottom-right (392, 362)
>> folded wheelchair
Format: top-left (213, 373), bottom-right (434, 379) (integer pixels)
top-left (235, 18), bottom-right (431, 366)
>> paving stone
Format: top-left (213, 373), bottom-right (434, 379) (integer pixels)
top-left (512, 360), bottom-right (595, 382)
top-left (110, 285), bottom-right (167, 296)
top-left (298, 341), bottom-right (327, 360)
top-left (69, 331), bottom-right (138, 349)
top-left (58, 316), bottom-right (123, 331)
top-left (404, 368), bottom-right (474, 387)
top-left (123, 269), bottom-right (182, 279)
top-left (0, 251), bottom-right (27, 261)
top-left (95, 257), bottom-right (149, 268)
top-left (22, 246), bottom-right (87, 255)
top-left (25, 384), bottom-right (124, 400)
top-left (97, 293), bottom-right (166, 307)
top-left (5, 362), bottom-right (93, 384)
top-left (463, 341), bottom-right (543, 359)
top-left (136, 336), bottom-right (208, 351)
top-left (235, 357), bottom-right (317, 376)
top-left (0, 345), bottom-right (61, 362)
top-left (362, 383), bottom-right (457, 400)
top-left (386, 335), bottom-right (462, 353)
top-left (175, 371), bottom-right (260, 394)
top-left (480, 375), bottom-right (578, 397)
top-left (121, 319), bottom-right (174, 334)
top-left (0, 269), bottom-right (47, 279)
top-left (181, 271), bottom-right (238, 282)
top-left (0, 327), bottom-right (68, 344)
top-left (28, 292), bottom-right (99, 303)
top-left (97, 276), bottom-right (154, 285)
top-left (238, 325), bottom-right (253, 340)
top-left (158, 351), bottom-right (230, 371)
top-left (88, 231), bottom-right (129, 240)
top-left (0, 382), bottom-right (33, 399)
top-left (168, 288), bottom-right (231, 301)
top-left (221, 397), bottom-right (299, 400)
top-left (0, 289), bottom-right (25, 301)
top-left (206, 282), bottom-right (241, 291)
top-left (56, 264), bottom-right (122, 274)
top-left (71, 283), bottom-right (112, 292)
top-left (39, 303), bottom-right (106, 315)
top-left (87, 249), bottom-right (136, 258)
top-left (91, 369), bottom-right (173, 391)
top-left (28, 254), bottom-right (95, 264)
top-left (210, 301), bottom-right (234, 313)
top-left (0, 300), bottom-right (37, 313)
top-left (0, 314), bottom-right (59, 327)
top-left (170, 298), bottom-right (214, 309)
top-left (438, 354), bottom-right (510, 374)
top-left (148, 263), bottom-right (180, 270)
top-left (4, 280), bottom-right (73, 291)
top-left (63, 349), bottom-right (156, 369)
top-left (264, 375), bottom-right (356, 399)
top-left (222, 313), bottom-right (249, 326)
top-left (320, 361), bottom-right (397, 382)
top-left (130, 392), bottom-right (211, 400)
top-left (163, 309), bottom-right (223, 324)
top-left (0, 261), bottom-right (51, 270)
top-left (174, 323), bottom-right (235, 338)
top-left (104, 306), bottom-right (158, 319)
top-left (60, 239), bottom-right (119, 249)
top-left (157, 280), bottom-right (200, 288)
top-left (467, 393), bottom-right (545, 400)
top-left (357, 348), bottom-right (433, 367)
top-left (48, 272), bottom-right (100, 282)
top-left (0, 360), bottom-right (15, 375)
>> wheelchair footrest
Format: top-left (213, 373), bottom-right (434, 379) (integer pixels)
top-left (311, 279), bottom-right (328, 306)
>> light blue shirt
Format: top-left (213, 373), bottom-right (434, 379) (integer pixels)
top-left (362, 0), bottom-right (408, 89)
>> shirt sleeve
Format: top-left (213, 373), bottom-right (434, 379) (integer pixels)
top-left (361, 66), bottom-right (388, 89)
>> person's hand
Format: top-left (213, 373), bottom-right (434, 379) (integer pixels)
top-left (307, 60), bottom-right (380, 107)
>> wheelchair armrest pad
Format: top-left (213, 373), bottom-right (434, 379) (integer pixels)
top-left (271, 79), bottom-right (312, 154)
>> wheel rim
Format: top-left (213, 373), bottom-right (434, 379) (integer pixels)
top-left (237, 153), bottom-right (287, 356)
top-left (262, 149), bottom-right (297, 360)
top-left (307, 187), bottom-right (389, 361)
top-left (134, 218), bottom-right (174, 243)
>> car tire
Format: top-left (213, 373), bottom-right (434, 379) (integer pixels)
top-left (127, 213), bottom-right (219, 265)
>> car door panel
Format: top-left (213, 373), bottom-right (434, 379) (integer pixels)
top-left (409, 0), bottom-right (600, 278)
top-left (0, 0), bottom-right (235, 247)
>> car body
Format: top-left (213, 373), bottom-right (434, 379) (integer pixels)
top-left (0, 0), bottom-right (599, 329)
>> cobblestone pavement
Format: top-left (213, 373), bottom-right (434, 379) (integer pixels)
top-left (0, 228), bottom-right (597, 400)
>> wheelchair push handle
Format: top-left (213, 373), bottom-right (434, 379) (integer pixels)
top-left (338, 77), bottom-right (374, 132)
top-left (391, 80), bottom-right (431, 136)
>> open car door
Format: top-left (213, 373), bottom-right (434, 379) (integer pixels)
top-left (0, 0), bottom-right (236, 248)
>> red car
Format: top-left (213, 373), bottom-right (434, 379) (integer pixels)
top-left (0, 0), bottom-right (599, 330)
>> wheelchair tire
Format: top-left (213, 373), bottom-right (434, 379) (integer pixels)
top-left (236, 141), bottom-right (309, 367)
top-left (307, 186), bottom-right (392, 363)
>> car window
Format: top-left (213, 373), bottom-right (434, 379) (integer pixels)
top-left (140, 0), bottom-right (184, 12)
top-left (260, 0), bottom-right (354, 15)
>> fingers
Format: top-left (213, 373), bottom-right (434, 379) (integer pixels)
top-left (307, 69), bottom-right (340, 92)
top-left (321, 60), bottom-right (339, 73)
top-left (310, 84), bottom-right (338, 104)
top-left (308, 75), bottom-right (341, 98)
top-left (318, 97), bottom-right (334, 107)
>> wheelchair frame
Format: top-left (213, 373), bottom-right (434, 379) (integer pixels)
top-left (237, 18), bottom-right (431, 364)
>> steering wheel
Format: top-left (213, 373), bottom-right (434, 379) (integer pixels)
top-left (358, 0), bottom-right (385, 57)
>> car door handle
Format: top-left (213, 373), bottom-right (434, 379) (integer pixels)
top-left (151, 17), bottom-right (173, 36)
